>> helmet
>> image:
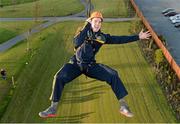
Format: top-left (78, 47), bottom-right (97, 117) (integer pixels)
top-left (89, 11), bottom-right (103, 21)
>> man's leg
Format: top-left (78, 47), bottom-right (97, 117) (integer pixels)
top-left (86, 63), bottom-right (133, 117)
top-left (39, 63), bottom-right (82, 118)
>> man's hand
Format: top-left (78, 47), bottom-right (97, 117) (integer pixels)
top-left (139, 29), bottom-right (151, 40)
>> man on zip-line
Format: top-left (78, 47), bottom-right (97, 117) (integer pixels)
top-left (39, 11), bottom-right (151, 118)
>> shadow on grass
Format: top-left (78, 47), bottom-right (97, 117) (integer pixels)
top-left (51, 111), bottom-right (94, 123)
top-left (61, 91), bottom-right (105, 104)
top-left (67, 84), bottom-right (109, 93)
top-left (109, 61), bottom-right (148, 69)
top-left (61, 79), bottom-right (110, 104)
top-left (77, 79), bottom-right (97, 85)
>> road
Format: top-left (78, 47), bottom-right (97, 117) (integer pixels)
top-left (134, 0), bottom-right (180, 65)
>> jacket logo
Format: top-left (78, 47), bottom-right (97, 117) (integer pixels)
top-left (96, 36), bottom-right (102, 40)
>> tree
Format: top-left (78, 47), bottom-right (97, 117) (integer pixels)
top-left (12, 0), bottom-right (16, 11)
top-left (154, 49), bottom-right (164, 69)
top-left (34, 0), bottom-right (40, 22)
top-left (87, 0), bottom-right (91, 17)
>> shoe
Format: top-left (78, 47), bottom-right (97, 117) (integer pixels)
top-left (39, 103), bottom-right (58, 118)
top-left (120, 105), bottom-right (134, 118)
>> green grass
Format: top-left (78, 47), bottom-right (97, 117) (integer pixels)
top-left (0, 21), bottom-right (176, 123)
top-left (91, 0), bottom-right (129, 17)
top-left (0, 0), bottom-right (84, 17)
top-left (0, 0), bottom-right (36, 6)
top-left (0, 20), bottom-right (43, 108)
top-left (0, 28), bottom-right (17, 44)
top-left (0, 80), bottom-right (10, 102)
top-left (0, 21), bottom-right (42, 44)
top-left (0, 20), bottom-right (45, 118)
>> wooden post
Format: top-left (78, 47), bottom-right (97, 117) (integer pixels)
top-left (12, 76), bottom-right (15, 88)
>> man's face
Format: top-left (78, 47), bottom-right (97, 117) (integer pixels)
top-left (91, 17), bottom-right (102, 32)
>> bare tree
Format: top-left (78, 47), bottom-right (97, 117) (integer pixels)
top-left (87, 0), bottom-right (91, 17)
top-left (12, 0), bottom-right (16, 11)
top-left (34, 0), bottom-right (40, 22)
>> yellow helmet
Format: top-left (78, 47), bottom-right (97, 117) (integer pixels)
top-left (89, 11), bottom-right (103, 21)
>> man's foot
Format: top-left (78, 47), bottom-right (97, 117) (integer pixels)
top-left (39, 102), bottom-right (58, 118)
top-left (120, 105), bottom-right (134, 118)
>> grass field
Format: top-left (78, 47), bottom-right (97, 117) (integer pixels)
top-left (0, 21), bottom-right (42, 44)
top-left (91, 0), bottom-right (129, 17)
top-left (0, 0), bottom-right (35, 6)
top-left (0, 21), bottom-right (176, 123)
top-left (0, 21), bottom-right (42, 117)
top-left (0, 0), bottom-right (84, 17)
top-left (0, 20), bottom-right (45, 117)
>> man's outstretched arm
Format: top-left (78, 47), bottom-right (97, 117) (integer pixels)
top-left (104, 29), bottom-right (151, 44)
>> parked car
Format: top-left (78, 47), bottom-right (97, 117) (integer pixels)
top-left (169, 14), bottom-right (180, 21)
top-left (164, 10), bottom-right (178, 16)
top-left (174, 22), bottom-right (180, 27)
top-left (172, 19), bottom-right (180, 24)
top-left (162, 8), bottom-right (175, 14)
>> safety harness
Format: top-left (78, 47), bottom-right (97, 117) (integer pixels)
top-left (75, 30), bottom-right (105, 73)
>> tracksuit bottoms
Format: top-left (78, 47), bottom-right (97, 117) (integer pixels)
top-left (49, 58), bottom-right (128, 102)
